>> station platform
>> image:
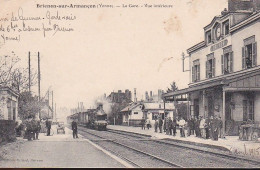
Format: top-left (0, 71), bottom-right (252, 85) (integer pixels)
top-left (107, 125), bottom-right (260, 161)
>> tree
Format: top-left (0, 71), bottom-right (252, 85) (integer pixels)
top-left (166, 81), bottom-right (178, 93)
top-left (0, 52), bottom-right (37, 93)
top-left (18, 91), bottom-right (43, 120)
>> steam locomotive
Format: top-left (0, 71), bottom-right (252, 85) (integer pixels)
top-left (67, 103), bottom-right (108, 131)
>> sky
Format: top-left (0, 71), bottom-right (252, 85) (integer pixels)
top-left (0, 0), bottom-right (228, 116)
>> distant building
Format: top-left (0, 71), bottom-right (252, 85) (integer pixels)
top-left (120, 101), bottom-right (175, 127)
top-left (144, 89), bottom-right (164, 102)
top-left (107, 89), bottom-right (132, 103)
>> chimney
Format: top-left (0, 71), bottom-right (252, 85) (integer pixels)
top-left (134, 88), bottom-right (137, 102)
top-left (145, 91), bottom-right (149, 101)
top-left (118, 90), bottom-right (122, 93)
top-left (158, 89), bottom-right (162, 102)
top-left (150, 91), bottom-right (153, 100)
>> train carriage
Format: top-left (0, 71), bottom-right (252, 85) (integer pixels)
top-left (68, 103), bottom-right (107, 131)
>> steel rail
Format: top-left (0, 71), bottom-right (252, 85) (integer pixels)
top-left (107, 129), bottom-right (260, 166)
top-left (79, 128), bottom-right (183, 168)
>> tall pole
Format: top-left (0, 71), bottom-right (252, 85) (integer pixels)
top-left (47, 90), bottom-right (49, 117)
top-left (28, 52), bottom-right (31, 93)
top-left (54, 103), bottom-right (57, 122)
top-left (52, 91), bottom-right (54, 119)
top-left (38, 52), bottom-right (41, 119)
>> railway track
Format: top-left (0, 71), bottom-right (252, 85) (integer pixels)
top-left (107, 129), bottom-right (260, 166)
top-left (78, 127), bottom-right (183, 168)
top-left (77, 126), bottom-right (260, 168)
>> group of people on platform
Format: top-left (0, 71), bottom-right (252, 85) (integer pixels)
top-left (140, 115), bottom-right (223, 141)
top-left (15, 116), bottom-right (53, 141)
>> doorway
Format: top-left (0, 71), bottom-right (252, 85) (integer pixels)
top-left (208, 96), bottom-right (214, 118)
top-left (194, 99), bottom-right (199, 118)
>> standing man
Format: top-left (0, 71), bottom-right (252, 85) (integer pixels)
top-left (146, 119), bottom-right (151, 130)
top-left (26, 116), bottom-right (33, 141)
top-left (194, 117), bottom-right (200, 137)
top-left (200, 116), bottom-right (206, 139)
top-left (218, 116), bottom-right (223, 138)
top-left (158, 116), bottom-right (163, 133)
top-left (154, 117), bottom-right (158, 132)
top-left (186, 118), bottom-right (191, 137)
top-left (36, 119), bottom-right (41, 140)
top-left (178, 117), bottom-right (186, 137)
top-left (31, 117), bottom-right (37, 140)
top-left (168, 117), bottom-right (173, 135)
top-left (212, 116), bottom-right (219, 141)
top-left (141, 117), bottom-right (145, 130)
top-left (72, 119), bottom-right (79, 139)
top-left (46, 118), bottom-right (51, 136)
top-left (172, 117), bottom-right (177, 136)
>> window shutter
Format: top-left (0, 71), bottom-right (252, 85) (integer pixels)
top-left (245, 46), bottom-right (248, 68)
top-left (192, 66), bottom-right (195, 82)
top-left (221, 55), bottom-right (224, 74)
top-left (206, 61), bottom-right (208, 78)
top-left (242, 47), bottom-right (245, 69)
top-left (198, 64), bottom-right (200, 81)
top-left (230, 52), bottom-right (233, 73)
top-left (252, 42), bottom-right (257, 67)
top-left (212, 58), bottom-right (215, 77)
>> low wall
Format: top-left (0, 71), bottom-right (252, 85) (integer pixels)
top-left (0, 120), bottom-right (16, 143)
top-left (129, 119), bottom-right (142, 127)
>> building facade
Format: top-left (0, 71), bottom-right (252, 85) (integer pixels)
top-left (120, 101), bottom-right (175, 127)
top-left (164, 5), bottom-right (260, 136)
top-left (0, 87), bottom-right (18, 121)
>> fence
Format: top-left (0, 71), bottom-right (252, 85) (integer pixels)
top-left (0, 120), bottom-right (16, 144)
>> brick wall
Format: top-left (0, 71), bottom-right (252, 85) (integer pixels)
top-left (0, 120), bottom-right (16, 143)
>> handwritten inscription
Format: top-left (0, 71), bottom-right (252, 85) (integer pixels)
top-left (230, 144), bottom-right (260, 158)
top-left (0, 7), bottom-right (76, 46)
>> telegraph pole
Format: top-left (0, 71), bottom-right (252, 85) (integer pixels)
top-left (54, 103), bottom-right (57, 122)
top-left (52, 91), bottom-right (54, 119)
top-left (28, 52), bottom-right (31, 93)
top-left (38, 52), bottom-right (41, 119)
top-left (47, 90), bottom-right (49, 117)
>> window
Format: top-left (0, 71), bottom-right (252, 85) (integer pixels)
top-left (222, 46), bottom-right (233, 74)
top-left (192, 60), bottom-right (200, 82)
top-left (206, 53), bottom-right (215, 78)
top-left (249, 100), bottom-right (254, 121)
top-left (134, 112), bottom-right (138, 114)
top-left (214, 24), bottom-right (221, 41)
top-left (242, 36), bottom-right (257, 69)
top-left (243, 99), bottom-right (254, 121)
top-left (206, 30), bottom-right (212, 44)
top-left (223, 20), bottom-right (229, 36)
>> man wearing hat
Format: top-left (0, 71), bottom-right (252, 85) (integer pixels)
top-left (45, 118), bottom-right (52, 136)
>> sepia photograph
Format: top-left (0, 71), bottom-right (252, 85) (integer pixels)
top-left (0, 0), bottom-right (259, 168)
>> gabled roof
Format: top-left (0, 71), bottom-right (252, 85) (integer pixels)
top-left (143, 102), bottom-right (174, 110)
top-left (120, 102), bottom-right (142, 112)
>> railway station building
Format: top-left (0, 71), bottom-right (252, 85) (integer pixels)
top-left (163, 3), bottom-right (260, 136)
top-left (120, 101), bottom-right (175, 127)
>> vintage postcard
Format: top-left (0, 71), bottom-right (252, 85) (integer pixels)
top-left (0, 0), bottom-right (259, 168)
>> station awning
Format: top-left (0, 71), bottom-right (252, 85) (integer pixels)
top-left (163, 80), bottom-right (224, 101)
top-left (163, 67), bottom-right (260, 101)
